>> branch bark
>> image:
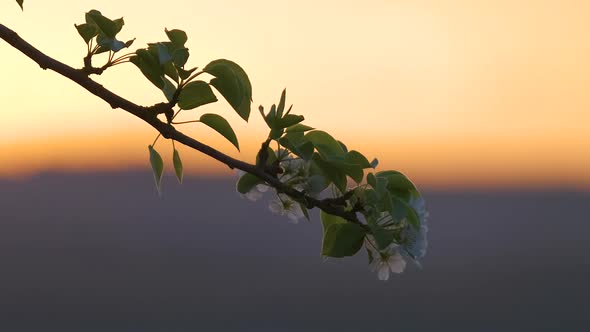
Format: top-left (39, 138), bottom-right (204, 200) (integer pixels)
top-left (0, 23), bottom-right (364, 227)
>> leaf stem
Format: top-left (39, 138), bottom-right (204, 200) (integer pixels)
top-left (171, 120), bottom-right (200, 125)
top-left (151, 133), bottom-right (162, 146)
top-left (111, 53), bottom-right (134, 65)
top-left (179, 70), bottom-right (205, 89)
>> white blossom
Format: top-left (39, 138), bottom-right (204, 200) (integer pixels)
top-left (366, 236), bottom-right (406, 280)
top-left (243, 187), bottom-right (262, 201)
top-left (268, 193), bottom-right (305, 223)
top-left (279, 157), bottom-right (309, 182)
top-left (373, 251), bottom-right (406, 281)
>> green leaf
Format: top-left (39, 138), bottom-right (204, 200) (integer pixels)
top-left (276, 88), bottom-right (287, 118)
top-left (367, 173), bottom-right (377, 188)
top-left (339, 162), bottom-right (364, 183)
top-left (391, 195), bottom-right (420, 229)
top-left (16, 0), bottom-right (24, 10)
top-left (277, 114), bottom-right (305, 129)
top-left (203, 59), bottom-right (252, 121)
top-left (173, 148), bottom-right (183, 184)
top-left (321, 210), bottom-right (346, 230)
top-left (113, 18), bottom-right (125, 35)
top-left (163, 62), bottom-right (179, 84)
top-left (286, 124), bottom-right (314, 133)
top-left (130, 49), bottom-right (164, 88)
top-left (165, 28), bottom-right (188, 47)
top-left (369, 223), bottom-right (396, 250)
top-left (74, 23), bottom-right (98, 44)
top-left (162, 78), bottom-right (176, 103)
top-left (177, 66), bottom-right (198, 80)
top-left (269, 128), bottom-right (284, 140)
top-left (148, 145), bottom-right (164, 194)
top-left (255, 146), bottom-right (276, 168)
top-left (156, 43), bottom-right (173, 64)
top-left (279, 134), bottom-right (314, 161)
top-left (199, 113), bottom-right (240, 151)
top-left (338, 141), bottom-right (348, 153)
top-left (177, 81), bottom-right (217, 110)
top-left (376, 189), bottom-right (394, 215)
top-left (236, 172), bottom-right (262, 194)
top-left (346, 150), bottom-right (372, 169)
top-left (266, 105), bottom-right (277, 127)
top-left (376, 170), bottom-right (417, 191)
top-left (306, 174), bottom-right (329, 194)
top-left (172, 48), bottom-right (190, 68)
top-left (86, 10), bottom-right (120, 39)
top-left (96, 34), bottom-right (125, 53)
top-left (321, 212), bottom-right (366, 258)
top-left (305, 130), bottom-right (346, 161)
top-left (312, 153), bottom-right (347, 193)
top-left (370, 158), bottom-right (379, 169)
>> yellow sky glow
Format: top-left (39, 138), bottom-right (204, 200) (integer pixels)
top-left (1, 0), bottom-right (589, 189)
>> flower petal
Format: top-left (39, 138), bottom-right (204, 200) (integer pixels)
top-left (387, 254), bottom-right (407, 274)
top-left (268, 199), bottom-right (284, 214)
top-left (244, 190), bottom-right (263, 201)
top-left (377, 263), bottom-right (390, 281)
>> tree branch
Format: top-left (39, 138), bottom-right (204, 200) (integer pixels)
top-left (0, 22), bottom-right (365, 227)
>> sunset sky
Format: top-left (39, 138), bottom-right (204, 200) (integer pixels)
top-left (0, 0), bottom-right (588, 189)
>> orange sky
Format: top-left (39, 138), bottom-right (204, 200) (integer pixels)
top-left (1, 0), bottom-right (589, 189)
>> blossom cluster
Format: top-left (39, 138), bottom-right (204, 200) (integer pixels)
top-left (237, 147), bottom-right (429, 281)
top-left (238, 155), bottom-right (311, 224)
top-left (366, 196), bottom-right (429, 280)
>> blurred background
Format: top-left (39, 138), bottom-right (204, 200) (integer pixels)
top-left (0, 0), bottom-right (589, 331)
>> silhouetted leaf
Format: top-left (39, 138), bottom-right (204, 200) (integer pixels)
top-left (367, 173), bottom-right (377, 188)
top-left (321, 211), bottom-right (366, 258)
top-left (346, 150), bottom-right (372, 169)
top-left (173, 148), bottom-right (183, 184)
top-left (276, 89), bottom-right (287, 118)
top-left (165, 28), bottom-right (187, 47)
top-left (96, 34), bottom-right (125, 52)
top-left (74, 23), bottom-right (98, 44)
top-left (177, 66), bottom-right (198, 80)
top-left (163, 62), bottom-right (179, 83)
top-left (172, 48), bottom-right (189, 68)
top-left (200, 113), bottom-right (240, 151)
top-left (86, 10), bottom-right (120, 39)
top-left (130, 49), bottom-right (164, 88)
top-left (177, 81), bottom-right (217, 110)
top-left (370, 158), bottom-right (379, 168)
top-left (156, 43), bottom-right (172, 64)
top-left (286, 124), bottom-right (314, 133)
top-left (148, 145), bottom-right (164, 194)
top-left (305, 130), bottom-right (346, 161)
top-left (312, 153), bottom-right (347, 193)
top-left (369, 224), bottom-right (396, 250)
top-left (277, 114), bottom-right (304, 129)
top-left (203, 59), bottom-right (252, 121)
top-left (376, 170), bottom-right (417, 192)
top-left (391, 195), bottom-right (420, 229)
top-left (236, 172), bottom-right (262, 194)
top-left (162, 78), bottom-right (176, 102)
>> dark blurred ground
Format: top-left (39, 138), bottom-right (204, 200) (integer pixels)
top-left (0, 171), bottom-right (588, 331)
